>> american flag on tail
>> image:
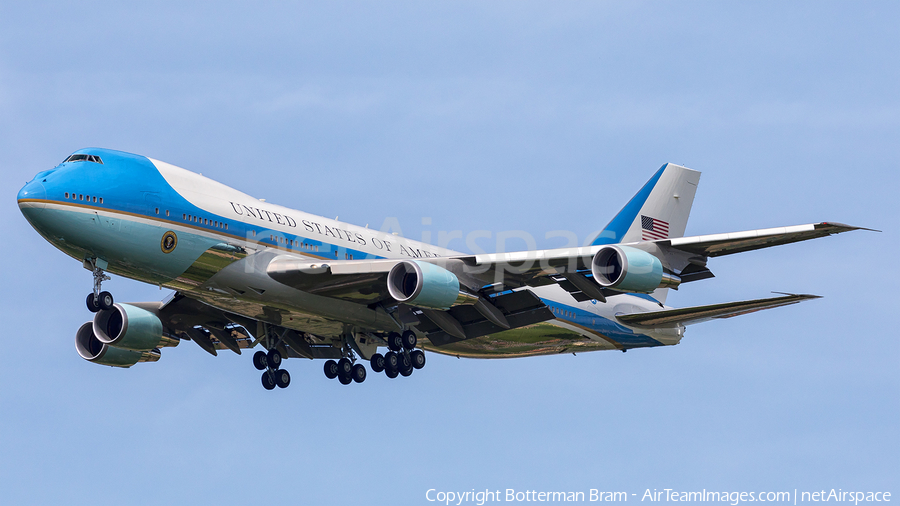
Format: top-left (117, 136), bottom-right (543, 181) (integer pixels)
top-left (641, 215), bottom-right (669, 241)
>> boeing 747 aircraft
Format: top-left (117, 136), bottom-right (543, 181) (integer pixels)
top-left (17, 148), bottom-right (865, 389)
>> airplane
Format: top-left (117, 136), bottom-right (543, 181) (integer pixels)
top-left (17, 148), bottom-right (867, 390)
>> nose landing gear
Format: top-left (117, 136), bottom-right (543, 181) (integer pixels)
top-left (85, 259), bottom-right (114, 313)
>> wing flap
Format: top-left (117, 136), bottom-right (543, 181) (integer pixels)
top-left (419, 290), bottom-right (554, 346)
top-left (615, 293), bottom-right (821, 327)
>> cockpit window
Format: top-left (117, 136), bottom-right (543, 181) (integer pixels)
top-left (64, 154), bottom-right (103, 164)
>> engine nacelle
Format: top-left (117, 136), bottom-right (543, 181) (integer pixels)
top-left (387, 260), bottom-right (478, 310)
top-left (591, 245), bottom-right (681, 293)
top-left (93, 303), bottom-right (178, 352)
top-left (75, 322), bottom-right (161, 368)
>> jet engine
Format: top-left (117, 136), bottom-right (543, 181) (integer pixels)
top-left (75, 322), bottom-right (160, 368)
top-left (591, 245), bottom-right (681, 293)
top-left (387, 260), bottom-right (477, 310)
top-left (92, 303), bottom-right (179, 351)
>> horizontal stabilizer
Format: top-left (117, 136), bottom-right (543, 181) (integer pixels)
top-left (616, 293), bottom-right (821, 327)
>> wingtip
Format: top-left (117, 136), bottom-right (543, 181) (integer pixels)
top-left (818, 222), bottom-right (881, 233)
top-left (770, 291), bottom-right (823, 300)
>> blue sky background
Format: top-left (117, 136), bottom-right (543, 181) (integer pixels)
top-left (1, 2), bottom-right (897, 504)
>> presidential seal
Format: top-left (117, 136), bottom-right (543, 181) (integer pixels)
top-left (160, 231), bottom-right (178, 254)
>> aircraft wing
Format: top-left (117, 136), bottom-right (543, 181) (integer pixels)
top-left (615, 293), bottom-right (820, 327)
top-left (440, 222), bottom-right (866, 296)
top-left (663, 222), bottom-right (869, 257)
top-left (266, 256), bottom-right (396, 303)
top-left (266, 222), bottom-right (865, 303)
top-left (464, 222), bottom-right (865, 271)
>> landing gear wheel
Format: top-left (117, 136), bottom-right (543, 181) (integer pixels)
top-left (337, 357), bottom-right (352, 376)
top-left (338, 374), bottom-right (352, 385)
top-left (370, 353), bottom-right (385, 373)
top-left (401, 330), bottom-right (417, 350)
top-left (410, 350), bottom-right (426, 369)
top-left (351, 363), bottom-right (367, 383)
top-left (385, 368), bottom-right (399, 379)
top-left (384, 351), bottom-right (398, 371)
top-left (261, 371), bottom-right (276, 390)
top-left (86, 293), bottom-right (101, 313)
top-left (274, 369), bottom-right (291, 388)
top-left (98, 291), bottom-right (114, 311)
top-left (398, 352), bottom-right (413, 376)
top-left (324, 360), bottom-right (338, 379)
top-left (387, 332), bottom-right (403, 351)
top-left (266, 349), bottom-right (282, 370)
top-left (252, 351), bottom-right (268, 371)
top-left (399, 358), bottom-right (413, 376)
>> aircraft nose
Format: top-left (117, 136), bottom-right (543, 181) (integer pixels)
top-left (18, 180), bottom-right (46, 201)
top-left (18, 180), bottom-right (47, 219)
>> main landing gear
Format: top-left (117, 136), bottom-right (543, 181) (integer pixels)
top-left (323, 337), bottom-right (367, 386)
top-left (254, 348), bottom-right (291, 390)
top-left (368, 330), bottom-right (425, 380)
top-left (323, 357), bottom-right (367, 385)
top-left (253, 328), bottom-right (426, 389)
top-left (85, 260), bottom-right (114, 313)
top-left (253, 326), bottom-right (291, 390)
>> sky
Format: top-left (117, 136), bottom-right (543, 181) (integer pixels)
top-left (1, 2), bottom-right (897, 505)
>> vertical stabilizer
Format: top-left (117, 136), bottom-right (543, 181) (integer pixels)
top-left (590, 163), bottom-right (701, 305)
top-left (591, 163), bottom-right (701, 246)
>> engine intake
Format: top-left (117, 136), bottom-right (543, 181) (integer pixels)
top-left (75, 322), bottom-right (160, 368)
top-left (591, 245), bottom-right (680, 293)
top-left (93, 303), bottom-right (178, 351)
top-left (387, 260), bottom-right (477, 310)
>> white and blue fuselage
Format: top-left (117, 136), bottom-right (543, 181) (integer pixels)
top-left (18, 148), bottom-right (680, 358)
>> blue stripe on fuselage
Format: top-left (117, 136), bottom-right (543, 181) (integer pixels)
top-left (541, 298), bottom-right (663, 349)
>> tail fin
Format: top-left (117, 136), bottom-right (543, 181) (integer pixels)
top-left (590, 163), bottom-right (701, 246)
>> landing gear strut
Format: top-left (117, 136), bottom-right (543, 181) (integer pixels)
top-left (85, 259), bottom-right (114, 313)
